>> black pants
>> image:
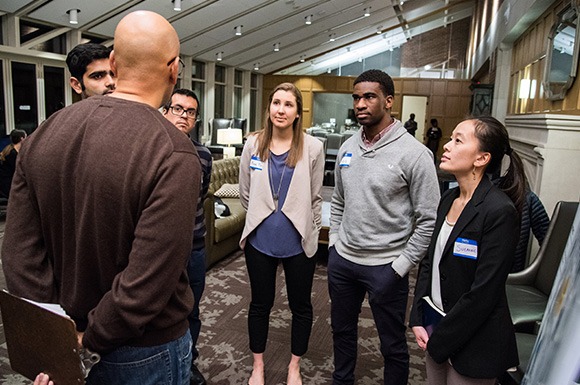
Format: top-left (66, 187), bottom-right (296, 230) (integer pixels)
top-left (245, 242), bottom-right (317, 356)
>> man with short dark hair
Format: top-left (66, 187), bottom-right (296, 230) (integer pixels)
top-left (66, 43), bottom-right (115, 99)
top-left (328, 69), bottom-right (439, 385)
top-left (163, 89), bottom-right (212, 385)
top-left (404, 113), bottom-right (418, 137)
top-left (4, 11), bottom-right (200, 385)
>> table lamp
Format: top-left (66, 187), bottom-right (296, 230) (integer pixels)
top-left (217, 127), bottom-right (243, 158)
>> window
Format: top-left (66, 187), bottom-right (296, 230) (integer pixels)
top-left (250, 73), bottom-right (258, 131)
top-left (11, 62), bottom-right (38, 134)
top-left (0, 60), bottom-right (5, 137)
top-left (193, 61), bottom-right (205, 80)
top-left (44, 66), bottom-right (65, 118)
top-left (234, 69), bottom-right (243, 118)
top-left (215, 65), bottom-right (226, 118)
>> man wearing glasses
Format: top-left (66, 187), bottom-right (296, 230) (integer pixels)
top-left (163, 89), bottom-right (212, 385)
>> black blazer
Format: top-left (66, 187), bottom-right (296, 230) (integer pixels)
top-left (410, 177), bottom-right (519, 378)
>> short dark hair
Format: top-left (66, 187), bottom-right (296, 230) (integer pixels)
top-left (431, 118), bottom-right (438, 126)
top-left (10, 129), bottom-right (27, 145)
top-left (66, 43), bottom-right (112, 81)
top-left (353, 69), bottom-right (395, 97)
top-left (163, 89), bottom-right (201, 115)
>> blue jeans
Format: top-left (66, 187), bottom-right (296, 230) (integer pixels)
top-left (328, 247), bottom-right (409, 385)
top-left (86, 330), bottom-right (192, 385)
top-left (187, 247), bottom-right (206, 361)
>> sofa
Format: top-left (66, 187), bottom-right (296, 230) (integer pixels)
top-left (203, 156), bottom-right (246, 268)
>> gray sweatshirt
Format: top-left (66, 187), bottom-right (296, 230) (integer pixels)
top-left (329, 120), bottom-right (440, 277)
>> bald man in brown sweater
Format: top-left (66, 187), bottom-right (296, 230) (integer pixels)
top-left (3, 11), bottom-right (200, 385)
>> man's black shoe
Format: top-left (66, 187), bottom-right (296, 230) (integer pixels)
top-left (190, 364), bottom-right (206, 385)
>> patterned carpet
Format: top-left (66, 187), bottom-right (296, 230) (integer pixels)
top-left (0, 245), bottom-right (427, 384)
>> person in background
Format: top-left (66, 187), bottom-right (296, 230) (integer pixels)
top-left (163, 88), bottom-right (212, 385)
top-left (239, 82), bottom-right (324, 385)
top-left (66, 43), bottom-right (116, 99)
top-left (404, 113), bottom-right (418, 137)
top-left (0, 129), bottom-right (27, 199)
top-left (328, 69), bottom-right (439, 385)
top-left (6, 11), bottom-right (200, 385)
top-left (425, 118), bottom-right (443, 160)
top-left (410, 116), bottom-right (525, 385)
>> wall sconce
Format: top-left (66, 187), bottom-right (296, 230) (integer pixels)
top-left (273, 43), bottom-right (280, 52)
top-left (173, 0), bottom-right (181, 11)
top-left (305, 15), bottom-right (312, 25)
top-left (235, 25), bottom-right (242, 36)
top-left (364, 7), bottom-right (371, 17)
top-left (217, 128), bottom-right (243, 159)
top-left (67, 9), bottom-right (80, 25)
top-left (216, 52), bottom-right (223, 61)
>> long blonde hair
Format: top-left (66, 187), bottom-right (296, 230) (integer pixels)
top-left (253, 82), bottom-right (304, 167)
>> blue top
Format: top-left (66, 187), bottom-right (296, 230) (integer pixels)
top-left (248, 151), bottom-right (303, 258)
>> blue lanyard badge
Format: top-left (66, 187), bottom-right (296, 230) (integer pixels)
top-left (249, 155), bottom-right (263, 170)
top-left (339, 153), bottom-right (352, 167)
top-left (453, 238), bottom-right (478, 259)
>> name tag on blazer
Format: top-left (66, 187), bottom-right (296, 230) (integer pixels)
top-left (453, 238), bottom-right (478, 260)
top-left (250, 155), bottom-right (263, 170)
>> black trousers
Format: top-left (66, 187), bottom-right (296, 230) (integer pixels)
top-left (244, 242), bottom-right (317, 356)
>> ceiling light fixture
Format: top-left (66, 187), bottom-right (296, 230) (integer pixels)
top-left (329, 34), bottom-right (336, 42)
top-left (300, 55), bottom-right (305, 62)
top-left (67, 9), bottom-right (80, 25)
top-left (274, 43), bottom-right (280, 52)
top-left (376, 26), bottom-right (383, 34)
top-left (305, 15), bottom-right (312, 25)
top-left (364, 7), bottom-right (371, 17)
top-left (173, 0), bottom-right (181, 11)
top-left (235, 25), bottom-right (242, 36)
top-left (216, 52), bottom-right (223, 61)
top-left (253, 63), bottom-right (260, 70)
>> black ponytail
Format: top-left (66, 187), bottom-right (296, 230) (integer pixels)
top-left (472, 116), bottom-right (526, 214)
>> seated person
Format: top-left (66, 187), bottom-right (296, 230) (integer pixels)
top-left (0, 129), bottom-right (27, 199)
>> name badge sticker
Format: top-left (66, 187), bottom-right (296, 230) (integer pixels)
top-left (453, 238), bottom-right (478, 260)
top-left (339, 153), bottom-right (353, 167)
top-left (249, 155), bottom-right (263, 170)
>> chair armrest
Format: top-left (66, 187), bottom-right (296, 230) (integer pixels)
top-left (506, 258), bottom-right (541, 285)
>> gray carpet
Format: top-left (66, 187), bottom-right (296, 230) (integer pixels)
top-left (0, 223), bottom-right (427, 384)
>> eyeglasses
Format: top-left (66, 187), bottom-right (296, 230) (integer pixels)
top-left (166, 56), bottom-right (185, 76)
top-left (169, 105), bottom-right (197, 119)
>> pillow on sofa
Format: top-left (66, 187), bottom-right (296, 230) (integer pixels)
top-left (214, 183), bottom-right (240, 198)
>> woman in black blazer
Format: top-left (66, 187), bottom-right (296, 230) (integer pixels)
top-left (410, 116), bottom-right (526, 384)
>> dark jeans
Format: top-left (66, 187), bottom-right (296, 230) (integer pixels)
top-left (186, 247), bottom-right (206, 361)
top-left (327, 247), bottom-right (409, 385)
top-left (87, 330), bottom-right (192, 385)
top-left (244, 242), bottom-right (317, 356)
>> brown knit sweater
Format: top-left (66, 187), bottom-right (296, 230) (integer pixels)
top-left (1, 96), bottom-right (200, 353)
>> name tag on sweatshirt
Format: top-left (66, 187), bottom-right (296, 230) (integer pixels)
top-left (339, 153), bottom-right (352, 167)
top-left (453, 238), bottom-right (478, 259)
top-left (250, 155), bottom-right (263, 170)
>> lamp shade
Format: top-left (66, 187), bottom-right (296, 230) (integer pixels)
top-left (217, 128), bottom-right (243, 146)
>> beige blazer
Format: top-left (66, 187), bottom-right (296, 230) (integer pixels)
top-left (239, 133), bottom-right (324, 257)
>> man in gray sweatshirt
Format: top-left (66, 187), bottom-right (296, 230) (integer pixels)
top-left (328, 69), bottom-right (439, 385)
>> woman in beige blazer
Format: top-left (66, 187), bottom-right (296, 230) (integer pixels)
top-left (239, 82), bottom-right (324, 385)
